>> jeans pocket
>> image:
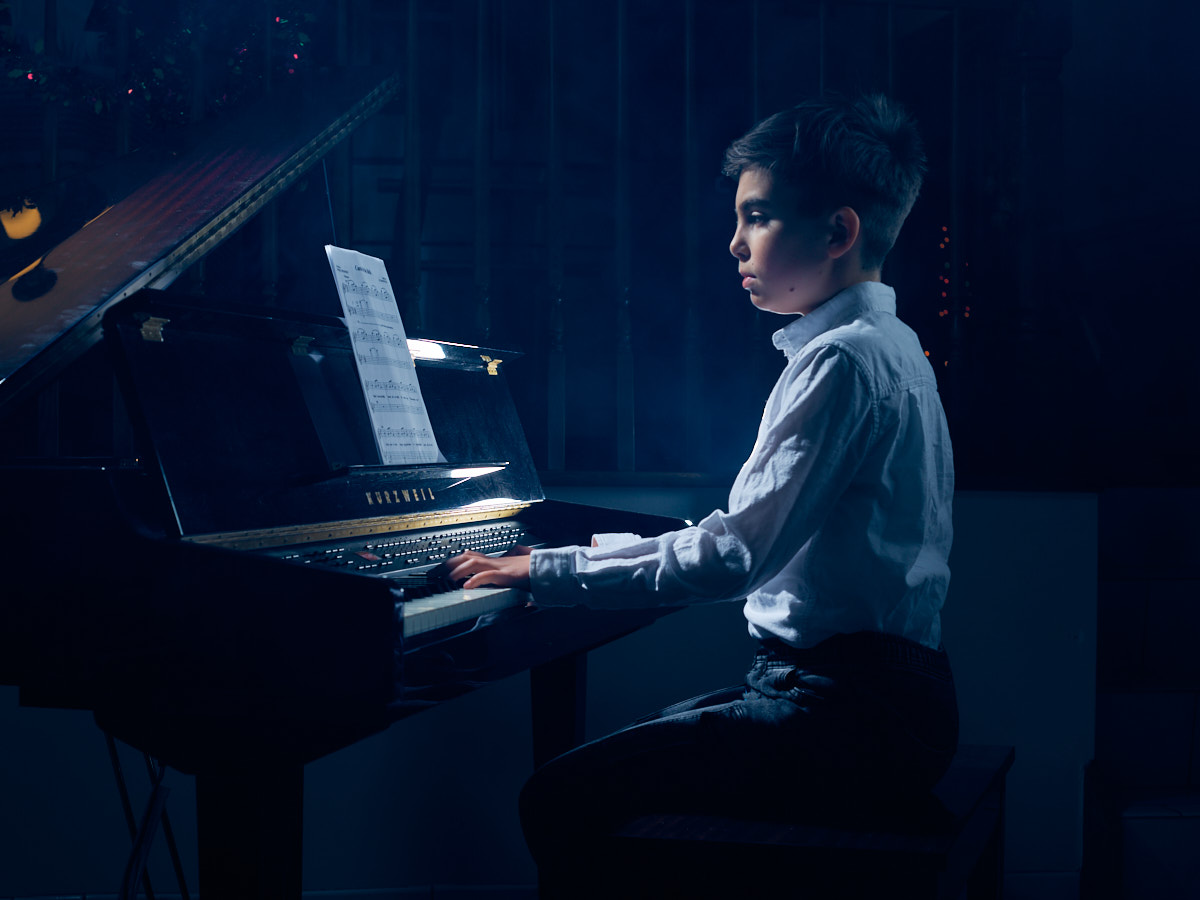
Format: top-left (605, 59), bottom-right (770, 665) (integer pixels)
top-left (748, 663), bottom-right (794, 698)
top-left (751, 663), bottom-right (834, 702)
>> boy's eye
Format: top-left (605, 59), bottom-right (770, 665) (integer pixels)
top-left (734, 210), bottom-right (768, 228)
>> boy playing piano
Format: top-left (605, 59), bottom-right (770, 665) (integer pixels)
top-left (443, 94), bottom-right (957, 891)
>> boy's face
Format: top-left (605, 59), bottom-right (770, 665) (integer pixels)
top-left (729, 167), bottom-right (836, 316)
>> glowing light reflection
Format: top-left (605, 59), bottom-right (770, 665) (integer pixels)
top-left (449, 466), bottom-right (504, 479)
top-left (7, 256), bottom-right (45, 284)
top-left (407, 340), bottom-right (446, 360)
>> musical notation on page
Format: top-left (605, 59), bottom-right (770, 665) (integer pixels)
top-left (325, 245), bottom-right (444, 465)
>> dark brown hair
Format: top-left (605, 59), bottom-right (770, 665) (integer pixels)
top-left (722, 95), bottom-right (926, 270)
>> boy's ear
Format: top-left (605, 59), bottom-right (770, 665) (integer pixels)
top-left (826, 207), bottom-right (862, 260)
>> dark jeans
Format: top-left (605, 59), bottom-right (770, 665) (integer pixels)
top-left (520, 631), bottom-right (958, 894)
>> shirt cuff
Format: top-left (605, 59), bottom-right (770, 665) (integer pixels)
top-left (591, 532), bottom-right (642, 548)
top-left (529, 546), bottom-right (582, 606)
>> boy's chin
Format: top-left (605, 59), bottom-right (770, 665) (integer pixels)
top-left (750, 293), bottom-right (811, 316)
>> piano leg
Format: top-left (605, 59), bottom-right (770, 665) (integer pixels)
top-left (195, 764), bottom-right (304, 899)
top-left (530, 652), bottom-right (587, 769)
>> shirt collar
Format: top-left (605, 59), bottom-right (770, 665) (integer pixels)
top-left (771, 281), bottom-right (897, 360)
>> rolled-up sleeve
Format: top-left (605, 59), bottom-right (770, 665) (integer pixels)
top-left (529, 344), bottom-right (875, 608)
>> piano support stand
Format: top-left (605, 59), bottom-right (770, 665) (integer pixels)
top-left (195, 764), bottom-right (304, 899)
top-left (530, 652), bottom-right (588, 770)
top-left (180, 655), bottom-right (588, 897)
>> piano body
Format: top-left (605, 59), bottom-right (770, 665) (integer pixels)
top-left (0, 72), bottom-right (683, 896)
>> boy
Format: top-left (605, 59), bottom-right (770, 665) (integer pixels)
top-left (444, 94), bottom-right (957, 889)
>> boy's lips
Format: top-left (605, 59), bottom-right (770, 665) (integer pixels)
top-left (741, 275), bottom-right (756, 290)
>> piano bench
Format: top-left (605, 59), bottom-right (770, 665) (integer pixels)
top-left (599, 744), bottom-right (1015, 900)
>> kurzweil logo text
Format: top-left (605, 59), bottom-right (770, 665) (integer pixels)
top-left (366, 488), bottom-right (436, 506)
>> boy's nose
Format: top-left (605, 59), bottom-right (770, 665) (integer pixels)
top-left (729, 231), bottom-right (748, 260)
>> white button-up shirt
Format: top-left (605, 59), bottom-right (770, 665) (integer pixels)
top-left (529, 281), bottom-right (954, 649)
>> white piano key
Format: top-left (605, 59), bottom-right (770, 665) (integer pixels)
top-left (399, 587), bottom-right (525, 637)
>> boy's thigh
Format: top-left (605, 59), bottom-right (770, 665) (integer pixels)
top-left (521, 688), bottom-right (838, 828)
top-left (523, 667), bottom-right (953, 831)
top-left (628, 683), bottom-right (749, 725)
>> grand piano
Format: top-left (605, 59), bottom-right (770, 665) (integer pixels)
top-left (0, 72), bottom-right (683, 897)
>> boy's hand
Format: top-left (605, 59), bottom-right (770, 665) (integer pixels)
top-left (440, 545), bottom-right (532, 590)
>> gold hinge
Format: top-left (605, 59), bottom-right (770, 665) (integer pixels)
top-left (292, 336), bottom-right (315, 355)
top-left (480, 354), bottom-right (502, 375)
top-left (140, 317), bottom-right (170, 342)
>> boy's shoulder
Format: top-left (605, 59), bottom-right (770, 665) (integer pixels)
top-left (799, 304), bottom-right (935, 398)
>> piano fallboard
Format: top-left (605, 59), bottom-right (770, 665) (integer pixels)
top-left (100, 294), bottom-right (545, 539)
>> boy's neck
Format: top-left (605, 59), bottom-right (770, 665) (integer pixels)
top-left (807, 265), bottom-right (882, 315)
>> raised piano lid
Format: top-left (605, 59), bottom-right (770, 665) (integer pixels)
top-left (104, 293), bottom-right (544, 544)
top-left (0, 68), bottom-right (400, 416)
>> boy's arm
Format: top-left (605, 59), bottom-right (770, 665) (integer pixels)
top-left (440, 536), bottom-right (631, 590)
top-left (523, 344), bottom-right (876, 609)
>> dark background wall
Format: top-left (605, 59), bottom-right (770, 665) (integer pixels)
top-left (4, 0), bottom-right (1195, 489)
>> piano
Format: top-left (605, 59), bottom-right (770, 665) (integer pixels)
top-left (0, 71), bottom-right (683, 897)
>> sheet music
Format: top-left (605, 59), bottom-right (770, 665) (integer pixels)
top-left (325, 245), bottom-right (444, 465)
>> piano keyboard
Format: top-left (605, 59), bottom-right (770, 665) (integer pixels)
top-left (266, 519), bottom-right (537, 640)
top-left (399, 587), bottom-right (526, 637)
top-left (274, 521), bottom-right (533, 574)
